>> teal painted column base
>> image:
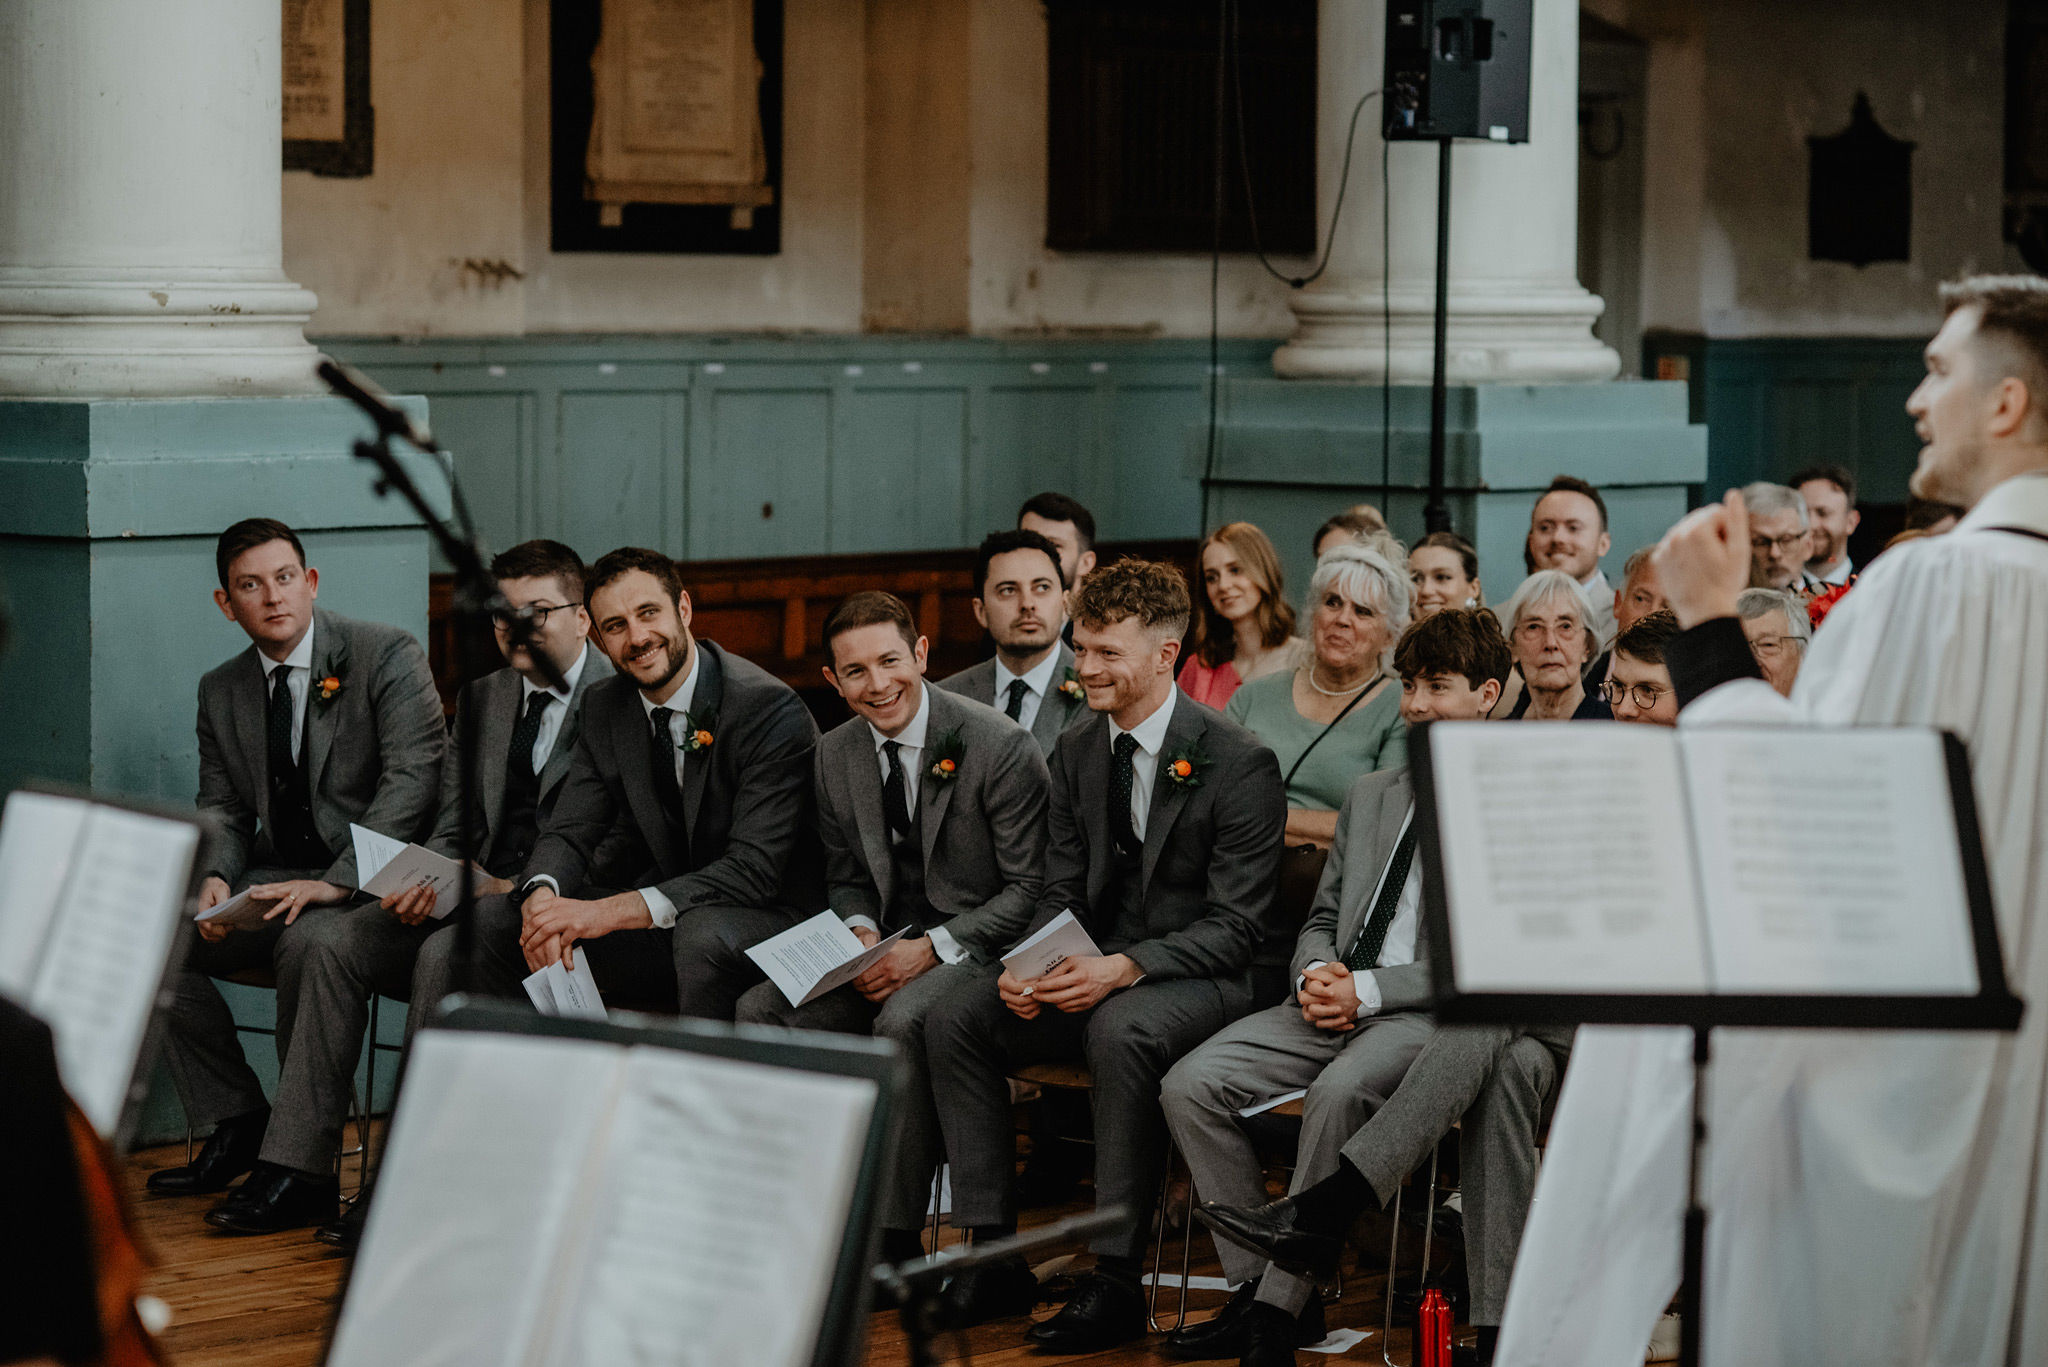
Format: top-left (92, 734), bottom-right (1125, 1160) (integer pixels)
top-left (1196, 378), bottom-right (1709, 604)
top-left (0, 395), bottom-right (442, 1145)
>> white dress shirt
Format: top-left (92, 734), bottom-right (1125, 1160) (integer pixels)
top-left (994, 647), bottom-right (1063, 734)
top-left (1109, 686), bottom-right (1176, 841)
top-left (843, 683), bottom-right (967, 965)
top-left (260, 623), bottom-right (317, 756)
top-left (526, 647), bottom-right (698, 928)
top-left (1814, 554), bottom-right (1854, 586)
top-left (1300, 806), bottom-right (1421, 1017)
top-left (518, 642), bottom-right (590, 774)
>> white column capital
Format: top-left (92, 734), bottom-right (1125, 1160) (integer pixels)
top-left (1273, 0), bottom-right (1618, 384)
top-left (0, 0), bottom-right (321, 397)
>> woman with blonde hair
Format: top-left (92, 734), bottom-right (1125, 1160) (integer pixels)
top-left (1179, 521), bottom-right (1308, 708)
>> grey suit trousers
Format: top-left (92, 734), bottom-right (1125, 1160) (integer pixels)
top-left (1160, 1000), bottom-right (1435, 1312)
top-left (926, 975), bottom-right (1239, 1263)
top-left (163, 869), bottom-right (434, 1174)
top-left (1338, 1024), bottom-right (1574, 1325)
top-left (735, 959), bottom-right (995, 1231)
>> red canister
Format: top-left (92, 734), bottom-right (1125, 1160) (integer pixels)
top-left (1415, 1286), bottom-right (1454, 1367)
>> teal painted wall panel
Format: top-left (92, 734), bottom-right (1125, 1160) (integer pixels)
top-left (328, 336), bottom-right (1279, 562)
top-left (559, 390), bottom-right (677, 555)
top-left (0, 539), bottom-right (91, 794)
top-left (700, 386), bottom-right (831, 558)
top-left (834, 388), bottom-right (969, 551)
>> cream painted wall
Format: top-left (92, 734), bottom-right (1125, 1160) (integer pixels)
top-left (966, 0), bottom-right (1303, 337)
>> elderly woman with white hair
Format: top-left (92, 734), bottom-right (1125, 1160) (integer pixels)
top-left (1735, 586), bottom-right (1811, 696)
top-left (1500, 569), bottom-right (1611, 720)
top-left (1225, 542), bottom-right (1411, 851)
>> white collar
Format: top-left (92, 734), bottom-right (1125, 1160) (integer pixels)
top-left (1110, 684), bottom-right (1176, 756)
top-left (522, 641), bottom-right (590, 704)
top-left (996, 646), bottom-right (1063, 697)
top-left (263, 620), bottom-right (316, 677)
top-left (869, 679), bottom-right (933, 753)
top-left (637, 644), bottom-right (702, 719)
top-left (1958, 469), bottom-right (2048, 537)
top-left (1579, 566), bottom-right (1611, 591)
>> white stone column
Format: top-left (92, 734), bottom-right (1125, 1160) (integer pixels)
top-left (0, 0), bottom-right (321, 396)
top-left (1273, 0), bottom-right (1618, 382)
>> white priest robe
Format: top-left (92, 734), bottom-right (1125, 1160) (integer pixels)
top-left (1498, 472), bottom-right (2048, 1367)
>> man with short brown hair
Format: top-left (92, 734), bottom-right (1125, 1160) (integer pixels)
top-left (926, 560), bottom-right (1286, 1352)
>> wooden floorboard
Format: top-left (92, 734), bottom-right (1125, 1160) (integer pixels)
top-left (125, 1138), bottom-right (1418, 1366)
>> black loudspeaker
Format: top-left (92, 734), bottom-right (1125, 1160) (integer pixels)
top-left (1383, 0), bottom-right (1532, 143)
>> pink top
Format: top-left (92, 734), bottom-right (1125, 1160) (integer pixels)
top-left (1177, 654), bottom-right (1244, 709)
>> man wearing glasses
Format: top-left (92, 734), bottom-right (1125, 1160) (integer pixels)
top-left (1732, 587), bottom-right (1810, 697)
top-left (1599, 609), bottom-right (1682, 726)
top-left (1740, 482), bottom-right (1824, 595)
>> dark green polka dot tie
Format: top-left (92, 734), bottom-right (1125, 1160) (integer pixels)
top-left (1346, 824), bottom-right (1418, 971)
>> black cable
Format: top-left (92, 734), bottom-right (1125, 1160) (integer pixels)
top-left (1202, 0), bottom-right (1229, 501)
top-left (1227, 3), bottom-right (1381, 290)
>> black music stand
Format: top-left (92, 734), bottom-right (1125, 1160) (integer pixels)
top-left (1408, 724), bottom-right (2024, 1367)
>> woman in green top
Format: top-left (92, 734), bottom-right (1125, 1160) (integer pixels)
top-left (1226, 541), bottom-right (1411, 848)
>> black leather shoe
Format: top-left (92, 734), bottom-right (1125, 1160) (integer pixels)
top-left (1240, 1301), bottom-right (1305, 1366)
top-left (146, 1108), bottom-right (270, 1196)
top-left (314, 1192), bottom-right (369, 1251)
top-left (1024, 1271), bottom-right (1147, 1354)
top-left (940, 1255), bottom-right (1039, 1329)
top-left (1196, 1196), bottom-right (1343, 1281)
top-left (1165, 1281), bottom-right (1327, 1359)
top-left (204, 1163), bottom-right (339, 1235)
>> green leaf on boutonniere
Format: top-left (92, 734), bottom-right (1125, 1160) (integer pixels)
top-left (1162, 740), bottom-right (1210, 788)
top-left (927, 727), bottom-right (965, 781)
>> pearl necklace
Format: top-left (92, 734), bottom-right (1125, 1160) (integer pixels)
top-left (1305, 663), bottom-right (1382, 697)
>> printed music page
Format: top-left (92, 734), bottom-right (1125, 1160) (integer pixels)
top-left (28, 806), bottom-right (200, 1133)
top-left (326, 1032), bottom-right (628, 1367)
top-left (542, 1046), bottom-right (878, 1367)
top-left (1427, 724), bottom-right (1710, 994)
top-left (1680, 728), bottom-right (1979, 994)
top-left (0, 790), bottom-right (91, 997)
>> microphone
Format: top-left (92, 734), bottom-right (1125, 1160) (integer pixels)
top-left (316, 358), bottom-right (440, 454)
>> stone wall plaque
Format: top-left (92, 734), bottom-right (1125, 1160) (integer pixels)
top-left (283, 0), bottom-right (372, 177)
top-left (585, 0), bottom-right (773, 229)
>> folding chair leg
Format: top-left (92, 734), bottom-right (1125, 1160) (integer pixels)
top-left (1382, 1148), bottom-right (1440, 1367)
top-left (1147, 1134), bottom-right (1194, 1333)
top-left (927, 1164), bottom-right (945, 1254)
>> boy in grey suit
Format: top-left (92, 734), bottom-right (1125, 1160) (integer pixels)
top-left (1169, 609), bottom-right (1513, 1366)
top-left (736, 591), bottom-right (1050, 1264)
top-left (149, 520), bottom-right (446, 1237)
top-left (926, 560), bottom-right (1287, 1352)
top-left (937, 528), bottom-right (1089, 756)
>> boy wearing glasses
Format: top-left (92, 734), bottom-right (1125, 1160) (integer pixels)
top-left (1600, 609), bottom-right (1682, 725)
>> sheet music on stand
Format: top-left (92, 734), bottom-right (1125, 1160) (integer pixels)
top-left (1410, 722), bottom-right (2022, 1367)
top-left (0, 785), bottom-right (206, 1142)
top-left (1411, 722), bottom-right (2022, 1029)
top-left (326, 999), bottom-right (905, 1367)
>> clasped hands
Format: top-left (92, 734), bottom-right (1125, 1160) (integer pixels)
top-left (848, 925), bottom-right (939, 1004)
top-left (517, 886), bottom-right (653, 971)
top-left (1298, 962), bottom-right (1363, 1032)
top-left (194, 874), bottom-right (349, 940)
top-left (998, 953), bottom-right (1142, 1020)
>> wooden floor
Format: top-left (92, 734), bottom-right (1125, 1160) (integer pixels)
top-left (126, 1136), bottom-right (1422, 1366)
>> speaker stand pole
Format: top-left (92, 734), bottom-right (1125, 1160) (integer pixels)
top-left (1424, 135), bottom-right (1454, 535)
top-left (1680, 1023), bottom-right (1711, 1367)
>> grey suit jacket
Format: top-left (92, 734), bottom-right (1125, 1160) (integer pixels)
top-left (1288, 768), bottom-right (1432, 1014)
top-left (937, 642), bottom-right (1088, 757)
top-left (1031, 689), bottom-right (1285, 1013)
top-left (195, 607), bottom-right (447, 890)
top-left (525, 639), bottom-right (825, 915)
top-left (423, 644), bottom-right (614, 873)
top-left (815, 682), bottom-right (1051, 961)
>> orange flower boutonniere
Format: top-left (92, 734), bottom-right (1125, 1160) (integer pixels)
top-left (681, 709), bottom-right (716, 753)
top-left (1057, 668), bottom-right (1086, 703)
top-left (927, 728), bottom-right (966, 782)
top-left (1162, 741), bottom-right (1209, 789)
top-left (316, 675), bottom-right (343, 704)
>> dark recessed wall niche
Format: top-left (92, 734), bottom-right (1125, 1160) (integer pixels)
top-left (550, 0), bottom-right (784, 256)
top-left (1045, 0), bottom-right (1316, 254)
top-left (1807, 92), bottom-right (1913, 268)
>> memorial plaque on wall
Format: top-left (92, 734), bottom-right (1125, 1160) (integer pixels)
top-left (283, 0), bottom-right (372, 177)
top-left (584, 0), bottom-right (774, 230)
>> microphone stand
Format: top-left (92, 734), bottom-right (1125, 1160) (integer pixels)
top-left (317, 360), bottom-right (565, 1001)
